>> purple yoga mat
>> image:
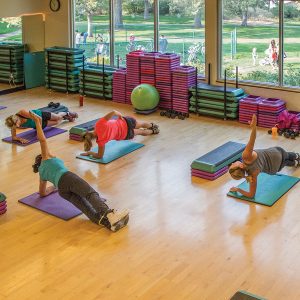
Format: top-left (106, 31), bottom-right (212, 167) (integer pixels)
top-left (19, 192), bottom-right (82, 220)
top-left (191, 166), bottom-right (228, 180)
top-left (0, 106), bottom-right (7, 110)
top-left (2, 127), bottom-right (67, 146)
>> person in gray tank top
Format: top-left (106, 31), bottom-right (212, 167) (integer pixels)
top-left (29, 111), bottom-right (129, 232)
top-left (228, 114), bottom-right (299, 198)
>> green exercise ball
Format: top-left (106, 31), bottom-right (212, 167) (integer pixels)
top-left (131, 84), bottom-right (160, 110)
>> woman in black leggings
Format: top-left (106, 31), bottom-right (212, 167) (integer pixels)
top-left (30, 111), bottom-right (129, 232)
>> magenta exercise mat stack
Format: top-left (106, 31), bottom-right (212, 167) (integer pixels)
top-left (155, 53), bottom-right (180, 110)
top-left (0, 193), bottom-right (7, 215)
top-left (126, 50), bottom-right (144, 104)
top-left (172, 66), bottom-right (196, 114)
top-left (112, 68), bottom-right (127, 103)
top-left (191, 166), bottom-right (229, 181)
top-left (140, 52), bottom-right (159, 86)
top-left (258, 98), bottom-right (286, 128)
top-left (239, 95), bottom-right (262, 124)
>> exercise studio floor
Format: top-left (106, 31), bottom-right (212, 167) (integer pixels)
top-left (0, 88), bottom-right (300, 300)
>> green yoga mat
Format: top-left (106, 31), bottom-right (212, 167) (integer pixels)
top-left (227, 173), bottom-right (300, 206)
top-left (230, 290), bottom-right (267, 300)
top-left (0, 192), bottom-right (6, 202)
top-left (189, 107), bottom-right (238, 119)
top-left (76, 140), bottom-right (144, 164)
top-left (190, 83), bottom-right (245, 96)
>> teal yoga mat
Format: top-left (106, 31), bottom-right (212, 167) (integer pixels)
top-left (227, 173), bottom-right (300, 206)
top-left (76, 140), bottom-right (144, 164)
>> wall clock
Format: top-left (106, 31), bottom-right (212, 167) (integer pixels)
top-left (50, 0), bottom-right (61, 12)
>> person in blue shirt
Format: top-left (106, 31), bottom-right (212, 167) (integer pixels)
top-left (29, 111), bottom-right (129, 232)
top-left (5, 108), bottom-right (78, 144)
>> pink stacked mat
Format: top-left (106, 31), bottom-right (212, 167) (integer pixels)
top-left (191, 166), bottom-right (229, 181)
top-left (172, 66), bottom-right (196, 114)
top-left (112, 68), bottom-right (127, 104)
top-left (258, 98), bottom-right (286, 128)
top-left (140, 52), bottom-right (160, 86)
top-left (155, 53), bottom-right (180, 110)
top-left (126, 50), bottom-right (144, 104)
top-left (239, 95), bottom-right (262, 124)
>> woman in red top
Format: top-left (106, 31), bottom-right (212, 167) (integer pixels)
top-left (81, 110), bottom-right (159, 159)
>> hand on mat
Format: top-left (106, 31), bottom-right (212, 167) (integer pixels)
top-left (230, 187), bottom-right (239, 193)
top-left (17, 138), bottom-right (30, 144)
top-left (249, 114), bottom-right (257, 128)
top-left (80, 152), bottom-right (89, 156)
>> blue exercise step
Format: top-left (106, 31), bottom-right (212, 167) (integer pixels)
top-left (191, 141), bottom-right (246, 173)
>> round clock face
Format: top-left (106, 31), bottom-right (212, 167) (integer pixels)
top-left (50, 0), bottom-right (61, 12)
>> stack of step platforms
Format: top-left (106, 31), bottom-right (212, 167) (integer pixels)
top-left (140, 52), bottom-right (159, 86)
top-left (69, 119), bottom-right (98, 141)
top-left (126, 50), bottom-right (144, 104)
top-left (45, 47), bottom-right (85, 93)
top-left (257, 98), bottom-right (286, 128)
top-left (112, 68), bottom-right (127, 103)
top-left (189, 83), bottom-right (246, 119)
top-left (239, 95), bottom-right (262, 124)
top-left (172, 66), bottom-right (196, 114)
top-left (155, 53), bottom-right (180, 110)
top-left (79, 64), bottom-right (115, 99)
top-left (0, 42), bottom-right (25, 84)
top-left (191, 141), bottom-right (246, 180)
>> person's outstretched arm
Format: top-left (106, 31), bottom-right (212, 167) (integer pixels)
top-left (30, 111), bottom-right (56, 196)
top-left (29, 111), bottom-right (52, 160)
top-left (242, 114), bottom-right (257, 164)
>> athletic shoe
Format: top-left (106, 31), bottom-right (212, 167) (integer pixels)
top-left (296, 153), bottom-right (300, 167)
top-left (99, 209), bottom-right (129, 232)
top-left (151, 127), bottom-right (160, 134)
top-left (63, 112), bottom-right (78, 122)
top-left (150, 122), bottom-right (159, 130)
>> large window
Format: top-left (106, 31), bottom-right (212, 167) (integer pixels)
top-left (159, 0), bottom-right (205, 75)
top-left (221, 0), bottom-right (279, 85)
top-left (0, 17), bottom-right (22, 43)
top-left (73, 0), bottom-right (205, 74)
top-left (74, 1), bottom-right (110, 64)
top-left (283, 0), bottom-right (300, 88)
top-left (114, 0), bottom-right (154, 66)
top-left (220, 0), bottom-right (300, 89)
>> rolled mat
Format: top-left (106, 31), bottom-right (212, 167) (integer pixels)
top-left (2, 127), bottom-right (67, 146)
top-left (0, 193), bottom-right (6, 202)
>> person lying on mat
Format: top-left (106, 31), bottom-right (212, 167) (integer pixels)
top-left (81, 110), bottom-right (159, 159)
top-left (229, 114), bottom-right (300, 198)
top-left (29, 110), bottom-right (129, 232)
top-left (5, 109), bottom-right (78, 144)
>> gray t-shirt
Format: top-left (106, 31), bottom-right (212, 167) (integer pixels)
top-left (245, 147), bottom-right (283, 175)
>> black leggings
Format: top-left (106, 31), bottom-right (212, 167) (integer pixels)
top-left (58, 171), bottom-right (109, 224)
top-left (276, 147), bottom-right (298, 169)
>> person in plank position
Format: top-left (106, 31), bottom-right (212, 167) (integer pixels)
top-left (29, 111), bottom-right (129, 232)
top-left (229, 114), bottom-right (300, 198)
top-left (5, 109), bottom-right (78, 144)
top-left (81, 110), bottom-right (159, 159)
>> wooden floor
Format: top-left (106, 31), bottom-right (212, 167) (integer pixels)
top-left (0, 88), bottom-right (300, 300)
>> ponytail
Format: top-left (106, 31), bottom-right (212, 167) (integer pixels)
top-left (32, 154), bottom-right (42, 173)
top-left (83, 132), bottom-right (95, 152)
